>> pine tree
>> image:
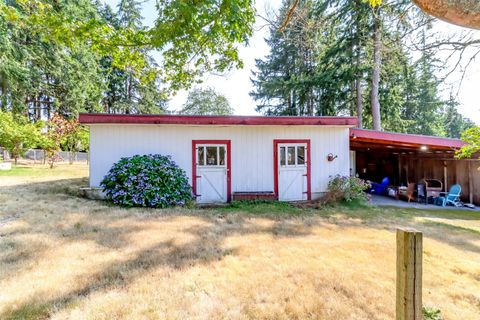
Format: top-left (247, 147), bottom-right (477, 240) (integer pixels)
top-left (99, 0), bottom-right (167, 114)
top-left (442, 95), bottom-right (475, 138)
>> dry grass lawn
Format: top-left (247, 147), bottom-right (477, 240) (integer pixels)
top-left (0, 164), bottom-right (479, 319)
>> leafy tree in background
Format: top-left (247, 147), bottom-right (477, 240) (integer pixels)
top-left (61, 121), bottom-right (89, 164)
top-left (0, 111), bottom-right (41, 164)
top-left (0, 0), bottom-right (167, 119)
top-left (0, 0), bottom-right (106, 119)
top-left (42, 114), bottom-right (78, 168)
top-left (99, 0), bottom-right (167, 114)
top-left (1, 0), bottom-right (256, 93)
top-left (179, 88), bottom-right (234, 115)
top-left (457, 126), bottom-right (480, 159)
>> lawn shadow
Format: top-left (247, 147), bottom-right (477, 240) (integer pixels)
top-left (352, 206), bottom-right (480, 255)
top-left (1, 179), bottom-right (321, 318)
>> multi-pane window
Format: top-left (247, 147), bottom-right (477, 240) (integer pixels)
top-left (197, 146), bottom-right (226, 166)
top-left (279, 145), bottom-right (306, 166)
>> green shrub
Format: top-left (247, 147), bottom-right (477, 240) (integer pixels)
top-left (101, 154), bottom-right (192, 208)
top-left (423, 306), bottom-right (443, 320)
top-left (324, 175), bottom-right (370, 204)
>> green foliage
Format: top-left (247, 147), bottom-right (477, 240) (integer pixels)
top-left (325, 175), bottom-right (370, 204)
top-left (423, 306), bottom-right (443, 320)
top-left (251, 0), bottom-right (473, 137)
top-left (1, 0), bottom-right (256, 94)
top-left (0, 0), bottom-right (168, 118)
top-left (41, 114), bottom-right (79, 168)
top-left (442, 95), bottom-right (475, 138)
top-left (457, 126), bottom-right (480, 159)
top-left (101, 154), bottom-right (193, 208)
top-left (251, 0), bottom-right (328, 116)
top-left (179, 87), bottom-right (234, 115)
top-left (0, 0), bottom-right (106, 118)
top-left (0, 111), bottom-right (41, 163)
top-left (60, 119), bottom-right (89, 163)
top-left (151, 0), bottom-right (255, 90)
top-left (99, 0), bottom-right (168, 114)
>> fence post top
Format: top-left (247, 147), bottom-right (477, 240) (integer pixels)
top-left (397, 227), bottom-right (422, 234)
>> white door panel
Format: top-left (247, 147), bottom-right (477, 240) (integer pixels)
top-left (196, 144), bottom-right (228, 203)
top-left (278, 143), bottom-right (307, 201)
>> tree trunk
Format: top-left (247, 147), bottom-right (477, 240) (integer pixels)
top-left (354, 0), bottom-right (363, 128)
top-left (356, 79), bottom-right (363, 128)
top-left (371, 11), bottom-right (382, 131)
top-left (0, 80), bottom-right (7, 111)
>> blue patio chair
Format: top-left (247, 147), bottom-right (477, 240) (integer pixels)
top-left (371, 177), bottom-right (389, 195)
top-left (435, 184), bottom-right (462, 207)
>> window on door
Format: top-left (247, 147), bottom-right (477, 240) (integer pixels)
top-left (197, 145), bottom-right (226, 166)
top-left (279, 145), bottom-right (306, 167)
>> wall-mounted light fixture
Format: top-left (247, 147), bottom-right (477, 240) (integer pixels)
top-left (327, 153), bottom-right (338, 162)
top-left (420, 145), bottom-right (428, 151)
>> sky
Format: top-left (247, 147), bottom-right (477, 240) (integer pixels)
top-left (104, 0), bottom-right (480, 124)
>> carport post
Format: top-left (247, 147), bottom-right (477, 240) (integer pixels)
top-left (468, 162), bottom-right (473, 204)
top-left (396, 228), bottom-right (422, 320)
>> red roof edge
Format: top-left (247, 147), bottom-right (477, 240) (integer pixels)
top-left (79, 113), bottom-right (358, 126)
top-left (350, 128), bottom-right (465, 149)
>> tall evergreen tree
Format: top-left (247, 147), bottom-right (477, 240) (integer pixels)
top-left (99, 0), bottom-right (167, 114)
top-left (251, 0), bottom-right (473, 138)
top-left (0, 0), bottom-right (106, 120)
top-left (442, 94), bottom-right (475, 138)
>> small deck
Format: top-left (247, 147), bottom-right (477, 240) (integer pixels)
top-left (370, 194), bottom-right (479, 211)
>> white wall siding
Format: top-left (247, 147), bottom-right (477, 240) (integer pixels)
top-left (89, 124), bottom-right (350, 199)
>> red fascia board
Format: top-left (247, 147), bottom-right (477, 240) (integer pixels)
top-left (350, 128), bottom-right (465, 149)
top-left (79, 113), bottom-right (358, 126)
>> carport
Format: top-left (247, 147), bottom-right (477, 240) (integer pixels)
top-left (349, 129), bottom-right (480, 205)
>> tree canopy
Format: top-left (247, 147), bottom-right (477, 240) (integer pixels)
top-left (1, 0), bottom-right (255, 94)
top-left (179, 88), bottom-right (234, 115)
top-left (457, 126), bottom-right (480, 159)
top-left (250, 0), bottom-right (475, 137)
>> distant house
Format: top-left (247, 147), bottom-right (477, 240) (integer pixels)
top-left (79, 114), bottom-right (356, 203)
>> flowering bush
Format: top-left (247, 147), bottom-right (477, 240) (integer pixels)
top-left (101, 154), bottom-right (192, 208)
top-left (324, 175), bottom-right (370, 204)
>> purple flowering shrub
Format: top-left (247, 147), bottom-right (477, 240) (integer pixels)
top-left (101, 154), bottom-right (192, 208)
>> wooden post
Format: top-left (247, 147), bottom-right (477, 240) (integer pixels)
top-left (468, 161), bottom-right (473, 204)
top-left (396, 228), bottom-right (423, 320)
top-left (443, 162), bottom-right (448, 193)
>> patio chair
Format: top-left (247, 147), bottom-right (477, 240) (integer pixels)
top-left (371, 177), bottom-right (389, 195)
top-left (435, 184), bottom-right (462, 207)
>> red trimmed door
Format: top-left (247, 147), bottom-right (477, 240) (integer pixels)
top-left (192, 141), bottom-right (231, 203)
top-left (274, 140), bottom-right (311, 201)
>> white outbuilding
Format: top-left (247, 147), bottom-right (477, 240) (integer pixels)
top-left (79, 114), bottom-right (357, 203)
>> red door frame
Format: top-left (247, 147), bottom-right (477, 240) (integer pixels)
top-left (192, 140), bottom-right (232, 202)
top-left (273, 139), bottom-right (311, 201)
